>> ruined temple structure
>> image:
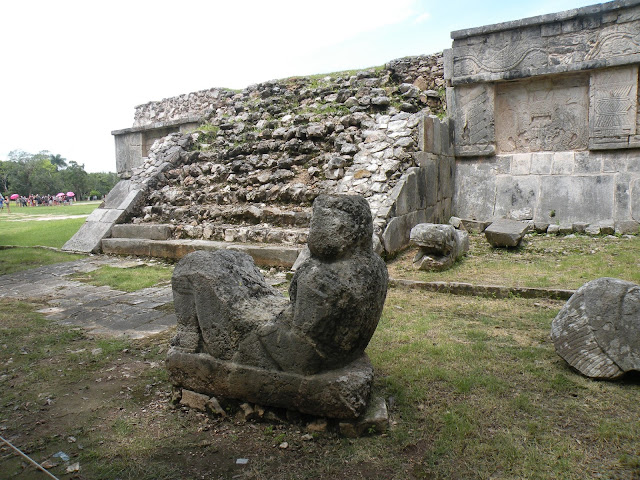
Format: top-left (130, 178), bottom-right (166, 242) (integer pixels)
top-left (63, 1), bottom-right (640, 262)
top-left (63, 54), bottom-right (452, 262)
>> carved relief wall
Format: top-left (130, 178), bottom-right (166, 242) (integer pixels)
top-left (445, 0), bottom-right (640, 230)
top-left (495, 74), bottom-right (589, 153)
top-left (449, 84), bottom-right (495, 156)
top-left (449, 3), bottom-right (640, 85)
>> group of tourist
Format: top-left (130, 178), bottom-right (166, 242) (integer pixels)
top-left (0, 193), bottom-right (76, 211)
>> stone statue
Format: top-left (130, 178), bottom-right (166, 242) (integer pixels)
top-left (167, 194), bottom-right (388, 419)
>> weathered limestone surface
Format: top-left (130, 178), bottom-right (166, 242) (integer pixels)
top-left (166, 194), bottom-right (388, 419)
top-left (111, 224), bottom-right (172, 240)
top-left (454, 150), bottom-right (640, 228)
top-left (168, 351), bottom-right (374, 419)
top-left (484, 219), bottom-right (529, 247)
top-left (101, 237), bottom-right (301, 267)
top-left (551, 277), bottom-right (640, 379)
top-left (410, 223), bottom-right (468, 271)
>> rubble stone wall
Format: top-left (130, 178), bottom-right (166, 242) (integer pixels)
top-left (107, 54), bottom-right (449, 256)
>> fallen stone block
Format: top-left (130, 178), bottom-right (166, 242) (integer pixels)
top-left (558, 224), bottom-right (573, 235)
top-left (534, 222), bottom-right (549, 233)
top-left (599, 220), bottom-right (615, 235)
top-left (615, 220), bottom-right (640, 235)
top-left (180, 389), bottom-right (210, 411)
top-left (448, 216), bottom-right (462, 228)
top-left (585, 225), bottom-right (601, 235)
top-left (572, 222), bottom-right (588, 234)
top-left (551, 277), bottom-right (640, 379)
top-left (484, 219), bottom-right (529, 247)
top-left (547, 224), bottom-right (560, 235)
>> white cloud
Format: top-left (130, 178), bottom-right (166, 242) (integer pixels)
top-left (413, 12), bottom-right (431, 24)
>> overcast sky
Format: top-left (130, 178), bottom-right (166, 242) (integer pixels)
top-left (0, 0), bottom-right (597, 173)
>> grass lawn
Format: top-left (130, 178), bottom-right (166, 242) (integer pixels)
top-left (71, 264), bottom-right (174, 292)
top-left (1, 212), bottom-right (639, 478)
top-left (0, 200), bottom-right (101, 218)
top-left (0, 201), bottom-right (99, 249)
top-left (1, 284), bottom-right (639, 479)
top-left (388, 233), bottom-right (640, 290)
top-left (0, 247), bottom-right (84, 275)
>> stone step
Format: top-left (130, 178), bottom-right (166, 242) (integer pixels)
top-left (101, 238), bottom-right (302, 268)
top-left (145, 203), bottom-right (313, 228)
top-left (177, 223), bottom-right (309, 245)
top-left (111, 224), bottom-right (172, 240)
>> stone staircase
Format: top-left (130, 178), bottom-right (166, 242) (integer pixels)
top-left (101, 223), bottom-right (302, 268)
top-left (65, 54), bottom-right (455, 260)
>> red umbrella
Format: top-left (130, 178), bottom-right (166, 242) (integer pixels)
top-left (10, 194), bottom-right (19, 200)
top-left (66, 192), bottom-right (75, 197)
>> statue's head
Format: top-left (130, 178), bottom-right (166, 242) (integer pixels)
top-left (307, 194), bottom-right (373, 259)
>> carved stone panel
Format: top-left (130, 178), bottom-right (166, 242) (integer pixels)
top-left (451, 84), bottom-right (496, 157)
top-left (453, 33), bottom-right (548, 80)
top-left (495, 74), bottom-right (589, 153)
top-left (449, 3), bottom-right (640, 85)
top-left (589, 66), bottom-right (638, 139)
top-left (584, 21), bottom-right (640, 65)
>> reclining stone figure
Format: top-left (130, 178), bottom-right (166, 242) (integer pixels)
top-left (167, 194), bottom-right (388, 419)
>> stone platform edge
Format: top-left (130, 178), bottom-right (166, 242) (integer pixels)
top-left (101, 237), bottom-right (302, 268)
top-left (389, 278), bottom-right (575, 300)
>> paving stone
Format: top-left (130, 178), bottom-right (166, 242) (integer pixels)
top-left (0, 255), bottom-right (176, 339)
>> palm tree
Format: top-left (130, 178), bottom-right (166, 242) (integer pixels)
top-left (50, 154), bottom-right (67, 170)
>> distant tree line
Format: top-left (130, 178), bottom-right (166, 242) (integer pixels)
top-left (0, 150), bottom-right (119, 200)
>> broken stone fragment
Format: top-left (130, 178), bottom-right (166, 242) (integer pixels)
top-left (180, 389), bottom-right (210, 411)
top-left (551, 277), bottom-right (640, 379)
top-left (459, 218), bottom-right (492, 233)
top-left (338, 396), bottom-right (389, 438)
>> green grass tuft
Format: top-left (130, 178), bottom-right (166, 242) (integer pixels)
top-left (71, 264), bottom-right (173, 292)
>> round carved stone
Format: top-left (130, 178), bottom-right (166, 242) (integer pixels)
top-left (551, 277), bottom-right (640, 379)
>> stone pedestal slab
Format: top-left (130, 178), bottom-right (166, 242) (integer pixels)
top-left (166, 349), bottom-right (374, 420)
